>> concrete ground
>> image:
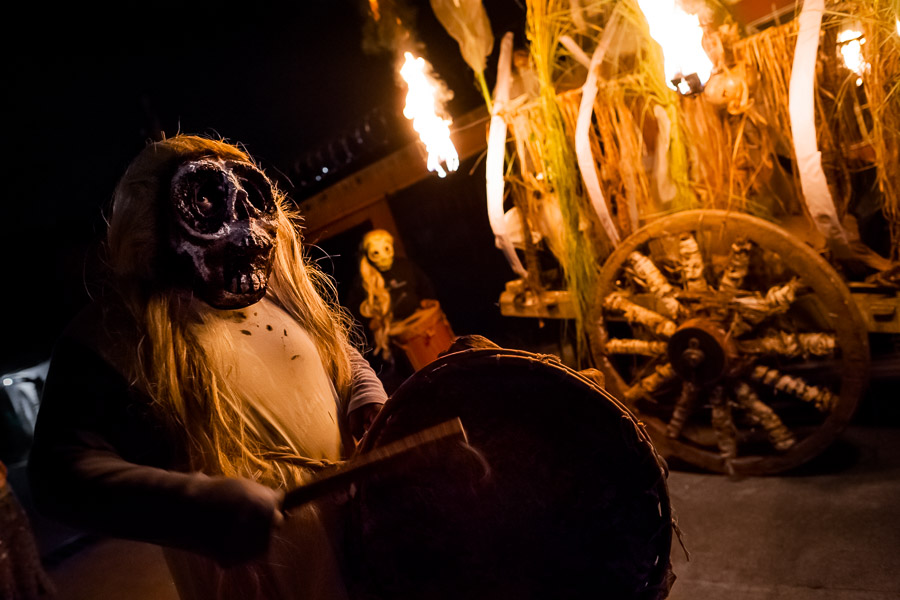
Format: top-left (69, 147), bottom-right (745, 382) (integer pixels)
top-left (666, 425), bottom-right (900, 600)
top-left (33, 420), bottom-right (899, 600)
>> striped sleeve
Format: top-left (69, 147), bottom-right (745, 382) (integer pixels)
top-left (346, 346), bottom-right (388, 415)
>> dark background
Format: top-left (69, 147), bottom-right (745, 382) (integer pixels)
top-left (2, 1), bottom-right (550, 374)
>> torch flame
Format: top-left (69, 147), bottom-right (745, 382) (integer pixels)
top-left (837, 28), bottom-right (868, 87)
top-left (636, 0), bottom-right (714, 93)
top-left (399, 52), bottom-right (459, 178)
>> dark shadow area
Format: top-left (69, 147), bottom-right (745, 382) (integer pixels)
top-left (779, 436), bottom-right (863, 477)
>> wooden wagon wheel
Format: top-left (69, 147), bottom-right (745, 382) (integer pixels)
top-left (588, 210), bottom-right (870, 475)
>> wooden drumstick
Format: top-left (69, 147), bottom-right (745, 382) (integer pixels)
top-left (282, 418), bottom-right (469, 511)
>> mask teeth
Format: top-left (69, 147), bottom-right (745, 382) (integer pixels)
top-left (230, 276), bottom-right (241, 295)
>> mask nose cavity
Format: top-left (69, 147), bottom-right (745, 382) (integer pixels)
top-left (235, 188), bottom-right (251, 220)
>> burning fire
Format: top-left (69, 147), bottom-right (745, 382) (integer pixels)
top-left (636, 0), bottom-right (714, 94)
top-left (837, 28), bottom-right (868, 87)
top-left (399, 52), bottom-right (459, 178)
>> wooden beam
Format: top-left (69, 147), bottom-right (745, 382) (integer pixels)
top-left (299, 106), bottom-right (490, 236)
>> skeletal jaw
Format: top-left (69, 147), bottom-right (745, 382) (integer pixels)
top-left (229, 272), bottom-right (265, 295)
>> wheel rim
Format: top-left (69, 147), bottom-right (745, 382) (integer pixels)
top-left (588, 210), bottom-right (869, 475)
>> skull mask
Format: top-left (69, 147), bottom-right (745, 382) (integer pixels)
top-left (169, 158), bottom-right (278, 309)
top-left (364, 230), bottom-right (394, 272)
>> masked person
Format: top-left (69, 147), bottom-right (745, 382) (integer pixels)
top-left (347, 230), bottom-right (455, 392)
top-left (352, 230), bottom-right (435, 356)
top-left (27, 135), bottom-right (387, 600)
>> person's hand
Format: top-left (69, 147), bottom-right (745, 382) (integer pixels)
top-left (199, 477), bottom-right (284, 567)
top-left (349, 403), bottom-right (383, 440)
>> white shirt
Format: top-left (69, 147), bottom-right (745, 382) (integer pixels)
top-left (189, 296), bottom-right (343, 463)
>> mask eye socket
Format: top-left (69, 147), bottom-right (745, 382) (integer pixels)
top-left (239, 178), bottom-right (274, 213)
top-left (232, 164), bottom-right (276, 215)
top-left (193, 175), bottom-right (228, 218)
top-left (172, 163), bottom-right (232, 234)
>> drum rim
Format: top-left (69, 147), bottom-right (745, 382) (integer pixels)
top-left (359, 347), bottom-right (656, 454)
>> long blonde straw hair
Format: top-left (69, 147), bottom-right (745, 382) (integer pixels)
top-left (106, 134), bottom-right (354, 487)
top-left (358, 230), bottom-right (393, 358)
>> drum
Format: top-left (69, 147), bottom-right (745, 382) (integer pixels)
top-left (346, 348), bottom-right (675, 600)
top-left (390, 300), bottom-right (455, 371)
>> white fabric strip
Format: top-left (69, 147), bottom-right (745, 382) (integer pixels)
top-left (789, 0), bottom-right (850, 249)
top-left (486, 31), bottom-right (528, 277)
top-left (575, 14), bottom-right (622, 245)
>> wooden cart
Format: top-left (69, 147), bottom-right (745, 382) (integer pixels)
top-left (488, 0), bottom-right (899, 474)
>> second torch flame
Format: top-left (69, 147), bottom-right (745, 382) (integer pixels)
top-left (636, 0), bottom-right (713, 94)
top-left (400, 52), bottom-right (459, 178)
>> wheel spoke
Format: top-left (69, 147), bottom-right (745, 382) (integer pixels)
top-left (738, 332), bottom-right (836, 358)
top-left (622, 363), bottom-right (676, 403)
top-left (709, 386), bottom-right (737, 468)
top-left (603, 292), bottom-right (677, 337)
top-left (678, 234), bottom-right (708, 291)
top-left (666, 381), bottom-right (698, 438)
top-left (605, 338), bottom-right (668, 356)
top-left (764, 278), bottom-right (802, 311)
top-left (628, 251), bottom-right (683, 318)
top-left (733, 382), bottom-right (796, 451)
top-left (750, 365), bottom-right (836, 412)
top-left (732, 278), bottom-right (802, 324)
top-left (718, 238), bottom-right (752, 292)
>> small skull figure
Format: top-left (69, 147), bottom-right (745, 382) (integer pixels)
top-left (703, 65), bottom-right (751, 115)
top-left (364, 229), bottom-right (394, 272)
top-left (169, 158), bottom-right (278, 309)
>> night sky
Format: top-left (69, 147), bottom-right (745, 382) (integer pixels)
top-left (3, 1), bottom-right (528, 372)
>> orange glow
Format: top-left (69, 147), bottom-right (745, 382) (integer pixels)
top-left (399, 52), bottom-right (459, 178)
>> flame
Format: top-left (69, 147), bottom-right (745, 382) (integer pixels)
top-left (399, 52), bottom-right (459, 178)
top-left (636, 0), bottom-right (714, 93)
top-left (837, 28), bottom-right (868, 87)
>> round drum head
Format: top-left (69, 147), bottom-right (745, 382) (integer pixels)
top-left (348, 348), bottom-right (674, 599)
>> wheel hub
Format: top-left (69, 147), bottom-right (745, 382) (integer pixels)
top-left (667, 318), bottom-right (733, 384)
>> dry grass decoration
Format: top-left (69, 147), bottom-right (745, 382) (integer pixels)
top-left (813, 1), bottom-right (900, 260)
top-left (485, 0), bottom-right (899, 362)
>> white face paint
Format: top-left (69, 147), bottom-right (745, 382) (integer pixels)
top-left (365, 232), bottom-right (394, 272)
top-left (169, 158), bottom-right (279, 309)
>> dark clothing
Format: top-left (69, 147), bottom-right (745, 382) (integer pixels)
top-left (1, 464), bottom-right (55, 600)
top-left (347, 257), bottom-right (436, 325)
top-left (346, 257), bottom-right (437, 393)
top-left (29, 332), bottom-right (217, 556)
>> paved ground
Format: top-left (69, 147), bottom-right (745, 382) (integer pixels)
top-left (666, 425), bottom-right (900, 600)
top-left (33, 420), bottom-right (898, 600)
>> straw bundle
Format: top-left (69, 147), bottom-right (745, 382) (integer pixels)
top-left (493, 0), bottom-right (898, 361)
